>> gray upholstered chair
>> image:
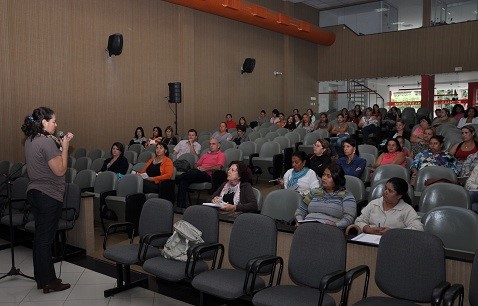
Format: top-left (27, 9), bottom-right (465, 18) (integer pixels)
top-left (73, 169), bottom-right (96, 192)
top-left (443, 250), bottom-right (478, 306)
top-left (0, 177), bottom-right (31, 228)
top-left (89, 157), bottom-right (105, 173)
top-left (238, 141), bottom-right (257, 164)
top-left (260, 189), bottom-right (302, 224)
top-left (368, 179), bottom-right (414, 207)
top-left (258, 128), bottom-right (270, 137)
top-left (265, 131), bottom-right (279, 141)
top-left (74, 156), bottom-right (92, 173)
top-left (276, 127), bottom-right (289, 136)
top-left (127, 143), bottom-right (144, 156)
top-left (250, 141), bottom-right (282, 181)
top-left (253, 222), bottom-right (349, 306)
top-left (345, 175), bottom-right (367, 212)
top-left (414, 166), bottom-right (457, 197)
top-left (9, 162), bottom-right (27, 180)
top-left (142, 205), bottom-right (219, 283)
top-left (347, 229), bottom-right (449, 305)
top-left (65, 167), bottom-right (77, 183)
top-left (0, 160), bottom-right (12, 175)
top-left (297, 131), bottom-right (321, 155)
top-left (123, 150), bottom-right (138, 165)
top-left (137, 151), bottom-right (154, 164)
top-left (418, 183), bottom-right (470, 217)
top-left (423, 206), bottom-right (478, 253)
top-left (74, 147), bottom-right (88, 159)
top-left (252, 187), bottom-right (262, 211)
top-left (284, 132), bottom-right (301, 148)
top-left (176, 153), bottom-right (198, 176)
top-left (293, 127), bottom-right (307, 141)
top-left (371, 164), bottom-right (410, 185)
top-left (358, 144), bottom-right (378, 159)
top-left (220, 141), bottom-right (236, 152)
top-left (102, 198), bottom-right (174, 297)
top-left (223, 148), bottom-right (243, 166)
top-left (191, 213), bottom-right (278, 305)
top-left (131, 162), bottom-right (146, 173)
top-left (87, 148), bottom-right (105, 161)
top-left (83, 170), bottom-right (118, 224)
top-left (67, 155), bottom-right (76, 168)
top-left (273, 136), bottom-right (291, 151)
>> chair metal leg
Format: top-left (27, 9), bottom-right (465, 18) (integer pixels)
top-left (104, 277), bottom-right (148, 297)
top-left (104, 264), bottom-right (148, 297)
top-left (199, 291), bottom-right (204, 306)
top-left (116, 264), bottom-right (123, 287)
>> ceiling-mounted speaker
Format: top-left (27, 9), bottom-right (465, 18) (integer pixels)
top-left (241, 58), bottom-right (256, 74)
top-left (107, 34), bottom-right (123, 56)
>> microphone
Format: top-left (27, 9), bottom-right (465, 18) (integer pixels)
top-left (58, 131), bottom-right (64, 140)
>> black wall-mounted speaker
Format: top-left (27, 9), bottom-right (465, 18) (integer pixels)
top-left (168, 82), bottom-right (182, 103)
top-left (241, 58), bottom-right (256, 74)
top-left (107, 34), bottom-right (123, 56)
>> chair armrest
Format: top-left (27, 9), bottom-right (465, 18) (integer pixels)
top-left (138, 231), bottom-right (173, 262)
top-left (432, 281), bottom-right (451, 306)
top-left (267, 153), bottom-right (284, 179)
top-left (318, 270), bottom-right (347, 306)
top-left (443, 284), bottom-right (464, 306)
top-left (81, 187), bottom-right (94, 193)
top-left (249, 153), bottom-right (260, 167)
top-left (345, 224), bottom-right (363, 236)
top-left (244, 255), bottom-right (284, 295)
top-left (185, 242), bottom-right (224, 279)
top-left (99, 190), bottom-right (116, 208)
top-left (294, 141), bottom-right (302, 151)
top-left (103, 222), bottom-right (135, 250)
top-left (341, 265), bottom-right (370, 304)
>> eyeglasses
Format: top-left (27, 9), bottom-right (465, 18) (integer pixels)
top-left (313, 144), bottom-right (323, 148)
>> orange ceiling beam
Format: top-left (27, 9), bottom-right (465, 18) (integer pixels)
top-left (165, 0), bottom-right (336, 46)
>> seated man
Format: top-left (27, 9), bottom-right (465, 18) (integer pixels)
top-left (175, 138), bottom-right (226, 208)
top-left (232, 125), bottom-right (248, 145)
top-left (173, 129), bottom-right (201, 158)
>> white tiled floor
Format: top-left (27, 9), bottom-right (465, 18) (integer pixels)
top-left (0, 239), bottom-right (191, 306)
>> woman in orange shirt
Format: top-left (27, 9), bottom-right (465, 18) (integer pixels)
top-left (136, 142), bottom-right (174, 194)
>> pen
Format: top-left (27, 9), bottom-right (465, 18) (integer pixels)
top-left (378, 223), bottom-right (381, 228)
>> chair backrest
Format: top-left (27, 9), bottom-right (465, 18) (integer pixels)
top-left (415, 166), bottom-right (457, 193)
top-left (315, 129), bottom-right (329, 139)
top-left (62, 183), bottom-right (81, 222)
top-left (178, 153), bottom-right (198, 169)
top-left (145, 144), bottom-right (157, 153)
top-left (261, 122), bottom-right (272, 128)
top-left (261, 189), bottom-right (303, 223)
top-left (128, 143), bottom-right (144, 155)
top-left (254, 138), bottom-right (269, 152)
top-left (273, 136), bottom-right (291, 151)
top-left (302, 132), bottom-right (320, 145)
top-left (444, 136), bottom-right (461, 151)
top-left (94, 171), bottom-right (117, 193)
top-left (116, 174), bottom-right (143, 197)
top-left (293, 128), bottom-right (307, 141)
top-left (65, 167), bottom-right (77, 183)
top-left (74, 156), bottom-right (92, 172)
top-left (220, 140), bottom-right (236, 152)
top-left (138, 198), bottom-right (174, 246)
top-left (265, 131), bottom-right (279, 141)
top-left (289, 223), bottom-right (346, 290)
top-left (247, 131), bottom-right (260, 142)
top-left (423, 206), bottom-right (478, 253)
top-left (284, 132), bottom-right (301, 146)
top-left (252, 187), bottom-right (262, 211)
top-left (183, 205), bottom-right (219, 246)
top-left (223, 148), bottom-right (243, 165)
top-left (401, 107), bottom-right (416, 126)
top-left (419, 183), bottom-right (470, 214)
top-left (345, 175), bottom-right (366, 203)
top-left (259, 141), bottom-right (281, 158)
top-left (358, 144), bottom-right (378, 158)
top-left (416, 107), bottom-right (432, 119)
top-left (87, 148), bottom-right (105, 160)
top-left (67, 155), bottom-right (76, 169)
top-left (238, 141), bottom-right (257, 157)
top-left (257, 128), bottom-right (269, 137)
top-left (376, 229), bottom-right (446, 302)
top-left (268, 125), bottom-right (279, 131)
top-left (372, 164), bottom-right (409, 185)
top-left (369, 179), bottom-right (414, 205)
top-left (228, 213), bottom-right (277, 270)
top-left (90, 158), bottom-right (105, 173)
top-left (197, 134), bottom-right (210, 144)
top-left (123, 150), bottom-right (138, 164)
top-left (0, 160), bottom-right (12, 175)
top-left (74, 147), bottom-right (88, 159)
top-left (132, 162), bottom-right (146, 172)
top-left (436, 123), bottom-right (458, 136)
top-left (10, 176), bottom-right (29, 201)
top-left (137, 151), bottom-right (155, 163)
top-left (73, 169), bottom-right (96, 191)
top-left (360, 152), bottom-right (375, 168)
top-left (9, 162), bottom-right (26, 180)
top-left (276, 128), bottom-right (289, 136)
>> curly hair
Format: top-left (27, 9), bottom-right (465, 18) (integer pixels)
top-left (229, 161), bottom-right (252, 183)
top-left (21, 107), bottom-right (55, 138)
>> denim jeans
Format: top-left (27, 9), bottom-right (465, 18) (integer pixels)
top-left (469, 190), bottom-right (478, 213)
top-left (27, 189), bottom-right (63, 287)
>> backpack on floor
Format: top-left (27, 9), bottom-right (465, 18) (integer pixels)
top-left (161, 220), bottom-right (204, 262)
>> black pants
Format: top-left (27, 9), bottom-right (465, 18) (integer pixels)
top-left (175, 169), bottom-right (211, 208)
top-left (27, 189), bottom-right (63, 287)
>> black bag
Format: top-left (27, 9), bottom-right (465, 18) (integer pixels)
top-left (174, 159), bottom-right (192, 172)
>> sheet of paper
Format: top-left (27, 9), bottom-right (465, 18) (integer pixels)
top-left (351, 233), bottom-right (382, 245)
top-left (202, 202), bottom-right (225, 208)
top-left (140, 173), bottom-right (149, 179)
top-left (297, 219), bottom-right (320, 223)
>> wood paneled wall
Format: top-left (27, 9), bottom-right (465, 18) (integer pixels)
top-left (318, 21), bottom-right (478, 81)
top-left (0, 0), bottom-right (319, 161)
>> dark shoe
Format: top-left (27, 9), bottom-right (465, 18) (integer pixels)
top-left (37, 278), bottom-right (62, 290)
top-left (43, 279), bottom-right (70, 293)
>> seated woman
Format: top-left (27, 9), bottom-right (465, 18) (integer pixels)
top-left (308, 139), bottom-right (332, 177)
top-left (284, 115), bottom-right (296, 131)
top-left (293, 113), bottom-right (302, 128)
top-left (449, 125), bottom-right (478, 173)
top-left (100, 142), bottom-right (129, 176)
top-left (135, 142), bottom-right (174, 194)
top-left (465, 164), bottom-right (478, 212)
top-left (282, 151), bottom-right (320, 192)
top-left (145, 126), bottom-right (162, 147)
top-left (372, 104), bottom-right (382, 124)
top-left (411, 126), bottom-right (434, 157)
top-left (161, 126), bottom-right (178, 146)
top-left (358, 107), bottom-right (379, 144)
top-left (314, 113), bottom-right (329, 130)
top-left (209, 161), bottom-right (258, 213)
top-left (452, 103), bottom-right (465, 121)
top-left (410, 116), bottom-right (431, 148)
top-left (396, 136), bottom-right (412, 158)
top-left (379, 118), bottom-right (411, 150)
top-left (295, 163), bottom-right (356, 230)
top-left (457, 107), bottom-right (478, 128)
top-left (352, 177), bottom-right (423, 235)
top-left (129, 126), bottom-right (147, 147)
top-left (372, 138), bottom-right (406, 173)
top-left (336, 138), bottom-right (367, 178)
top-left (238, 116), bottom-right (248, 128)
top-left (276, 112), bottom-right (287, 127)
top-left (329, 113), bottom-right (349, 156)
top-left (211, 122), bottom-right (232, 143)
top-left (297, 113), bottom-right (314, 133)
top-left (410, 135), bottom-right (458, 186)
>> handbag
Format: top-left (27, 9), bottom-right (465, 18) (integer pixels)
top-left (161, 220), bottom-right (204, 262)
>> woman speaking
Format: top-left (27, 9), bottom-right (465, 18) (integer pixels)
top-left (21, 107), bottom-right (73, 293)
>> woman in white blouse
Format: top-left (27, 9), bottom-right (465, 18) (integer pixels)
top-left (282, 151), bottom-right (320, 192)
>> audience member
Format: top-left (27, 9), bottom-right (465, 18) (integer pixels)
top-left (434, 108), bottom-right (441, 118)
top-left (358, 107), bottom-right (379, 144)
top-left (337, 138), bottom-right (366, 178)
top-left (372, 138), bottom-right (406, 173)
top-left (306, 108), bottom-right (316, 124)
top-left (161, 126), bottom-right (178, 146)
top-left (129, 126), bottom-right (147, 147)
top-left (209, 161), bottom-right (257, 214)
top-left (396, 136), bottom-right (412, 158)
top-left (449, 125), bottom-right (478, 173)
top-left (298, 113), bottom-right (314, 133)
top-left (465, 163), bottom-right (478, 212)
top-left (225, 113), bottom-right (237, 129)
top-left (452, 103), bottom-right (465, 121)
top-left (175, 138), bottom-right (226, 208)
top-left (308, 139), bottom-right (332, 177)
top-left (99, 142), bottom-right (129, 176)
top-left (352, 105), bottom-right (362, 125)
top-left (270, 109), bottom-right (280, 124)
top-left (284, 116), bottom-right (296, 131)
top-left (232, 125), bottom-right (248, 145)
top-left (372, 104), bottom-right (382, 123)
top-left (457, 107), bottom-right (478, 128)
top-left (211, 122), bottom-right (232, 143)
top-left (257, 110), bottom-right (268, 125)
top-left (353, 177), bottom-right (423, 235)
top-left (329, 113), bottom-right (349, 156)
top-left (282, 151), bottom-right (320, 192)
top-left (314, 112), bottom-right (329, 130)
top-left (238, 116), bottom-right (248, 127)
top-left (432, 108), bottom-right (456, 127)
top-left (295, 163), bottom-right (356, 230)
top-left (145, 126), bottom-right (162, 147)
top-left (293, 108), bottom-right (300, 115)
top-left (276, 112), bottom-right (286, 127)
top-left (173, 129), bottom-right (201, 157)
top-left (381, 106), bottom-right (400, 130)
top-left (135, 142), bottom-right (174, 193)
top-left (293, 113), bottom-right (302, 127)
